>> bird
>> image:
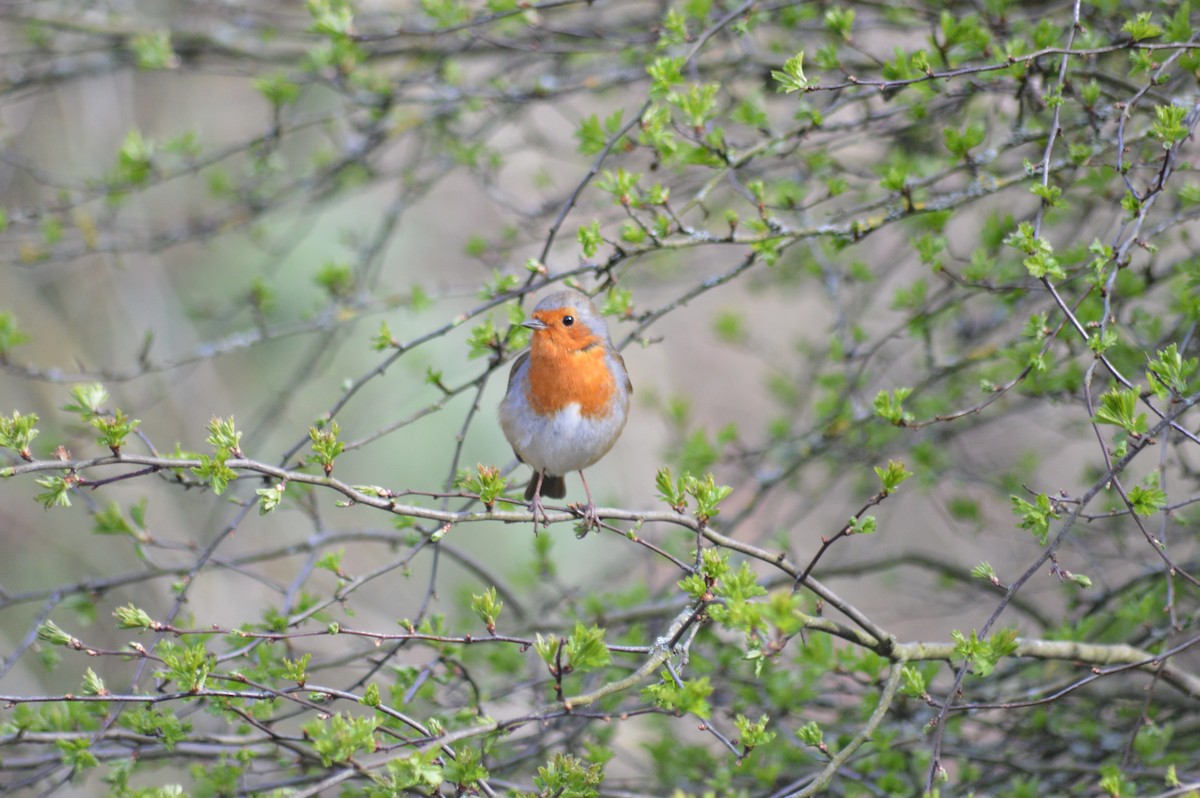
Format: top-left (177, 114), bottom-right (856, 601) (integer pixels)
top-left (499, 289), bottom-right (631, 530)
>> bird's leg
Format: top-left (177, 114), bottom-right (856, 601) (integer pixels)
top-left (530, 469), bottom-right (548, 532)
top-left (573, 470), bottom-right (601, 530)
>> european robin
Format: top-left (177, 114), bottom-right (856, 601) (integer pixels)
top-left (499, 289), bottom-right (631, 529)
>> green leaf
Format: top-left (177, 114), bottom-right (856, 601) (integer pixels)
top-left (254, 72), bottom-right (301, 107)
top-left (123, 708), bottom-right (191, 752)
top-left (301, 711), bottom-right (377, 767)
top-left (952, 627), bottom-right (1017, 677)
top-left (874, 459), bottom-right (913, 494)
top-left (943, 121), bottom-right (985, 159)
top-left (0, 410), bottom-right (39, 459)
top-left (157, 640), bottom-right (214, 693)
top-left (873, 387), bottom-right (914, 425)
top-left (92, 408), bottom-right (141, 454)
top-left (1094, 387), bottom-right (1148, 436)
top-left (1150, 104), bottom-right (1189, 148)
top-left (35, 475), bottom-right (73, 509)
top-left (565, 622), bottom-right (611, 673)
top-left (114, 129), bottom-right (154, 186)
top-left (455, 463), bottom-right (507, 511)
top-left (823, 7), bottom-right (855, 40)
top-left (577, 220), bottom-right (603, 258)
top-left (644, 674), bottom-right (713, 718)
top-left (56, 738), bottom-right (98, 771)
top-left (130, 30), bottom-right (178, 70)
top-left (37, 619), bottom-right (79, 647)
top-left (900, 666), bottom-right (929, 697)
top-left (1128, 478), bottom-right (1166, 517)
top-left (81, 667), bottom-right (108, 696)
top-left (735, 714), bottom-right (776, 752)
top-left (307, 419), bottom-right (345, 476)
top-left (772, 51), bottom-right (810, 93)
top-left (113, 604), bottom-right (154, 630)
top-left (796, 720), bottom-right (824, 747)
top-left (1122, 11), bottom-right (1163, 41)
top-left (470, 587), bottom-right (503, 634)
top-left (655, 466), bottom-right (688, 513)
top-left (1010, 493), bottom-right (1059, 545)
top-left (315, 261), bottom-right (355, 299)
top-left (63, 384), bottom-right (109, 419)
top-left (284, 653), bottom-right (312, 685)
top-left (0, 311), bottom-right (31, 357)
top-left (257, 482), bottom-right (286, 514)
top-left (684, 473), bottom-right (733, 524)
top-left (1147, 343), bottom-right (1198, 398)
top-left (534, 753), bottom-right (603, 798)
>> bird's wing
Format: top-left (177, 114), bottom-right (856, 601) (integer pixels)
top-left (506, 349), bottom-right (531, 395)
top-left (614, 351), bottom-right (632, 394)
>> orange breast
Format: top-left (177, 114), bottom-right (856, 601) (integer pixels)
top-left (525, 338), bottom-right (616, 418)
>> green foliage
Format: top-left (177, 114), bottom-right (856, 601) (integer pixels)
top-left (656, 466), bottom-right (688, 512)
top-left (302, 712), bottom-right (378, 767)
top-left (455, 463), bottom-right (507, 510)
top-left (157, 640), bottom-right (214, 692)
top-left (1094, 387), bottom-right (1148, 436)
top-left (63, 384), bottom-right (109, 419)
top-left (466, 317), bottom-right (500, 360)
top-left (113, 130), bottom-right (154, 186)
top-left (123, 708), bottom-right (191, 751)
top-left (576, 109), bottom-right (625, 156)
top-left (874, 387), bottom-right (914, 425)
top-left (943, 122), bottom-right (985, 159)
top-left (443, 745), bottom-right (489, 789)
top-left (1121, 11), bottom-right (1162, 41)
top-left (307, 419), bottom-right (344, 475)
top-left (952, 627), bottom-right (1018, 677)
top-left (0, 311), bottom-right (30, 357)
top-left (0, 410), bottom-right (38, 459)
top-left (1150, 104), bottom-right (1189, 148)
top-left (470, 586), bottom-right (503, 634)
top-left (687, 473), bottom-right (733, 524)
top-left (1128, 476), bottom-right (1166, 517)
top-left (1010, 493), bottom-right (1060, 545)
top-left (565, 622), bottom-right (611, 673)
top-left (1006, 221), bottom-right (1065, 280)
top-left (735, 713), bottom-right (775, 753)
top-left (92, 408), bottom-right (140, 454)
top-left (874, 460), bottom-right (912, 494)
top-left (130, 30), bottom-right (177, 70)
top-left (772, 52), bottom-right (810, 93)
top-left (113, 604), bottom-right (154, 630)
top-left (35, 475), bottom-right (73, 508)
top-left (645, 674), bottom-right (713, 718)
top-left (532, 753), bottom-right (604, 798)
top-left (577, 220), bottom-right (603, 258)
top-left (254, 72), bottom-right (301, 107)
top-left (600, 286), bottom-right (633, 317)
top-left (1147, 343), bottom-right (1197, 398)
top-left (5, 4), bottom-right (1200, 797)
top-left (256, 481), bottom-right (286, 514)
top-left (192, 454), bottom-right (236, 495)
top-left (315, 261), bottom-right (355, 299)
top-left (37, 619), bottom-right (79, 648)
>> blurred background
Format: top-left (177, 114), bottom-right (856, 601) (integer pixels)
top-left (2, 1), bottom-right (1199, 795)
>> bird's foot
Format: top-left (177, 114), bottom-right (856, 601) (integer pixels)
top-left (570, 500), bottom-right (602, 535)
top-left (529, 491), bottom-right (550, 533)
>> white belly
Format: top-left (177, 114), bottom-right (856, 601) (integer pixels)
top-left (499, 399), bottom-right (628, 476)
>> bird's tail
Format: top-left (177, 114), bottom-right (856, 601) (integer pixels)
top-left (526, 473), bottom-right (567, 500)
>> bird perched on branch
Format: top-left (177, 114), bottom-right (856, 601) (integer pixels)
top-left (499, 289), bottom-right (631, 530)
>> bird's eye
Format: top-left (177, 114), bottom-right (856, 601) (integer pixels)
top-left (562, 315), bottom-right (575, 327)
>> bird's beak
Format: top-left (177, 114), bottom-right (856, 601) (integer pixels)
top-left (522, 318), bottom-right (548, 331)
